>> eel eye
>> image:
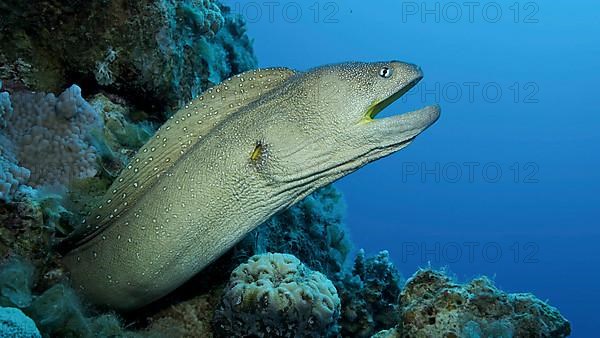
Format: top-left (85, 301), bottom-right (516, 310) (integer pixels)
top-left (379, 67), bottom-right (393, 78)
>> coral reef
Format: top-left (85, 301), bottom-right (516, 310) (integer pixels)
top-left (0, 148), bottom-right (30, 202)
top-left (89, 94), bottom-right (154, 163)
top-left (0, 84), bottom-right (29, 200)
top-left (371, 327), bottom-right (402, 338)
top-left (0, 259), bottom-right (141, 337)
top-left (0, 85), bottom-right (102, 189)
top-left (88, 93), bottom-right (155, 182)
top-left (383, 269), bottom-right (571, 338)
top-left (60, 93), bottom-right (156, 226)
top-left (0, 259), bottom-right (34, 309)
top-left (26, 283), bottom-right (96, 337)
top-left (0, 84), bottom-right (155, 205)
top-left (213, 253), bottom-right (341, 338)
top-left (0, 0), bottom-right (257, 113)
top-left (0, 201), bottom-right (60, 282)
top-left (0, 86), bottom-right (155, 241)
top-left (143, 287), bottom-right (223, 337)
top-left (335, 250), bottom-right (402, 337)
top-left (235, 185), bottom-right (351, 278)
top-left (0, 84), bottom-right (12, 127)
top-left (0, 306), bottom-right (40, 338)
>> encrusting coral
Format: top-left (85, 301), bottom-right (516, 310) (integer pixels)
top-left (213, 253), bottom-right (341, 338)
top-left (374, 269), bottom-right (571, 338)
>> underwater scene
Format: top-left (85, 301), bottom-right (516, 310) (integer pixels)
top-left (0, 0), bottom-right (596, 337)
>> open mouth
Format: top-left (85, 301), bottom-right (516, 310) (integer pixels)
top-left (360, 76), bottom-right (440, 132)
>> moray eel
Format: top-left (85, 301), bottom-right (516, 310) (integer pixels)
top-left (60, 61), bottom-right (440, 310)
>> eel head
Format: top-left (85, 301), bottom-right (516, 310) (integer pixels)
top-left (240, 61), bottom-right (440, 208)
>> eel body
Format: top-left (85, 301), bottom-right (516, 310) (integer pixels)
top-left (61, 61), bottom-right (440, 310)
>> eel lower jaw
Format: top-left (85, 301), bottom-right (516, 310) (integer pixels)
top-left (381, 104), bottom-right (441, 130)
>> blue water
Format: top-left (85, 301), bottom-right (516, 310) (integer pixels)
top-left (223, 0), bottom-right (598, 335)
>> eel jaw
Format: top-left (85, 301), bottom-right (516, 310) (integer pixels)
top-left (360, 75), bottom-right (440, 140)
top-left (361, 76), bottom-right (424, 123)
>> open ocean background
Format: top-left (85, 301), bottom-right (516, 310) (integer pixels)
top-left (222, 0), bottom-right (598, 336)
